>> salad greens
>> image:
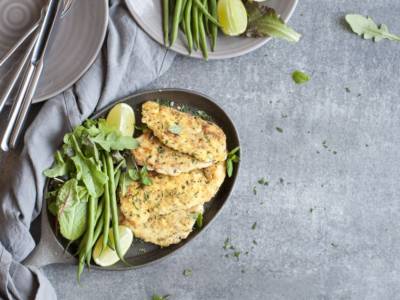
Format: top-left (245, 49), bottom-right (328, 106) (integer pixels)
top-left (45, 118), bottom-right (139, 280)
top-left (345, 14), bottom-right (400, 42)
top-left (245, 2), bottom-right (301, 43)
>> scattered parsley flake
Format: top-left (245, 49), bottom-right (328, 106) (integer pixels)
top-left (276, 127), bottom-right (283, 133)
top-left (183, 269), bottom-right (193, 277)
top-left (251, 222), bottom-right (257, 230)
top-left (292, 70), bottom-right (310, 84)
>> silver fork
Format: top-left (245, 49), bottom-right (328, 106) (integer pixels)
top-left (0, 0), bottom-right (74, 68)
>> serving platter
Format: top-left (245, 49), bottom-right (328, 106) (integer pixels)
top-left (0, 0), bottom-right (108, 102)
top-left (24, 88), bottom-right (240, 269)
top-left (125, 0), bottom-right (298, 59)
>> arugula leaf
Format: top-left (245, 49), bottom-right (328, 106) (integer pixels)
top-left (345, 14), bottom-right (400, 42)
top-left (245, 3), bottom-right (301, 42)
top-left (71, 155), bottom-right (108, 198)
top-left (56, 179), bottom-right (87, 241)
top-left (44, 151), bottom-right (69, 178)
top-left (226, 147), bottom-right (240, 178)
top-left (292, 70), bottom-right (310, 84)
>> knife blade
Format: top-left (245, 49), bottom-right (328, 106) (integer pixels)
top-left (0, 0), bottom-right (64, 151)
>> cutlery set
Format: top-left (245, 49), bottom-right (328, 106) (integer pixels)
top-left (0, 0), bottom-right (73, 151)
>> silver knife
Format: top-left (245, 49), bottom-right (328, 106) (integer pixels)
top-left (0, 0), bottom-right (64, 151)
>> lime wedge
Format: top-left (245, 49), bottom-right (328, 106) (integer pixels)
top-left (93, 225), bottom-right (133, 267)
top-left (106, 103), bottom-right (135, 136)
top-left (217, 0), bottom-right (248, 36)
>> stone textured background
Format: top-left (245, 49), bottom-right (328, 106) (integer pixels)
top-left (3, 0), bottom-right (400, 299)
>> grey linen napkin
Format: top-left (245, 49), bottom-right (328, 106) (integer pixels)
top-left (0, 0), bottom-right (175, 298)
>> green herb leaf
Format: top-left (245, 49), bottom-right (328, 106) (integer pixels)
top-left (56, 179), bottom-right (87, 241)
top-left (140, 166), bottom-right (153, 186)
top-left (168, 124), bottom-right (182, 135)
top-left (292, 70), bottom-right (310, 84)
top-left (345, 14), bottom-right (400, 42)
top-left (245, 4), bottom-right (301, 42)
top-left (44, 151), bottom-right (69, 178)
top-left (226, 159), bottom-right (234, 178)
top-left (196, 213), bottom-right (203, 228)
top-left (152, 295), bottom-right (169, 300)
top-left (71, 155), bottom-right (108, 198)
top-left (183, 268), bottom-right (193, 277)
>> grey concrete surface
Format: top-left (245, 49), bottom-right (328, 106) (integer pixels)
top-left (2, 0), bottom-right (400, 299)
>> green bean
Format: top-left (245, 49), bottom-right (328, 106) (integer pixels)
top-left (204, 0), bottom-right (210, 35)
top-left (92, 212), bottom-right (104, 249)
top-left (192, 2), bottom-right (199, 49)
top-left (209, 0), bottom-right (217, 51)
top-left (198, 6), bottom-right (209, 60)
top-left (184, 0), bottom-right (193, 53)
top-left (170, 0), bottom-right (183, 45)
top-left (193, 0), bottom-right (219, 26)
top-left (101, 155), bottom-right (111, 254)
top-left (85, 195), bottom-right (95, 266)
top-left (106, 155), bottom-right (126, 263)
top-left (162, 0), bottom-right (169, 46)
top-left (77, 251), bottom-right (85, 283)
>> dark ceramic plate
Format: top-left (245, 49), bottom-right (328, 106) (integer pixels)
top-left (25, 89), bottom-right (240, 269)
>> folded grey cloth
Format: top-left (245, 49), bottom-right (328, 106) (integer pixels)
top-left (0, 0), bottom-right (174, 298)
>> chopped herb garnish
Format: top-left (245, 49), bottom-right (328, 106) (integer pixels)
top-left (292, 70), bottom-right (310, 84)
top-left (233, 251), bottom-right (241, 259)
top-left (257, 178), bottom-right (269, 186)
top-left (195, 110), bottom-right (212, 121)
top-left (251, 222), bottom-right (257, 230)
top-left (253, 186), bottom-right (257, 195)
top-left (226, 147), bottom-right (240, 178)
top-left (345, 87), bottom-right (351, 93)
top-left (183, 269), bottom-right (193, 277)
top-left (135, 124), bottom-right (148, 132)
top-left (152, 294), bottom-right (170, 300)
top-left (196, 213), bottom-right (203, 228)
top-left (168, 124), bottom-right (182, 135)
top-left (252, 240), bottom-right (258, 245)
top-left (275, 127), bottom-right (283, 133)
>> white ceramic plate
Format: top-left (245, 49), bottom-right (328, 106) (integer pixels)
top-left (125, 0), bottom-right (298, 60)
top-left (0, 0), bottom-right (108, 102)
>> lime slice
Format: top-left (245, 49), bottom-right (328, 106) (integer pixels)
top-left (217, 0), bottom-right (248, 36)
top-left (93, 225), bottom-right (133, 267)
top-left (106, 103), bottom-right (135, 136)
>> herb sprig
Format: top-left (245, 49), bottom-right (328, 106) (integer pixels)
top-left (226, 147), bottom-right (240, 178)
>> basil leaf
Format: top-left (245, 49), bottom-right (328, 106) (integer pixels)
top-left (345, 14), bottom-right (400, 42)
top-left (245, 4), bottom-right (301, 42)
top-left (56, 179), bottom-right (87, 241)
top-left (292, 70), bottom-right (310, 84)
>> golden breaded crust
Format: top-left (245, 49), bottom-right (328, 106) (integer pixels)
top-left (141, 101), bottom-right (227, 163)
top-left (133, 131), bottom-right (212, 176)
top-left (122, 205), bottom-right (203, 247)
top-left (120, 162), bottom-right (226, 246)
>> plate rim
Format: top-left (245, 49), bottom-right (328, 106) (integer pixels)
top-left (125, 0), bottom-right (299, 60)
top-left (32, 0), bottom-right (109, 103)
